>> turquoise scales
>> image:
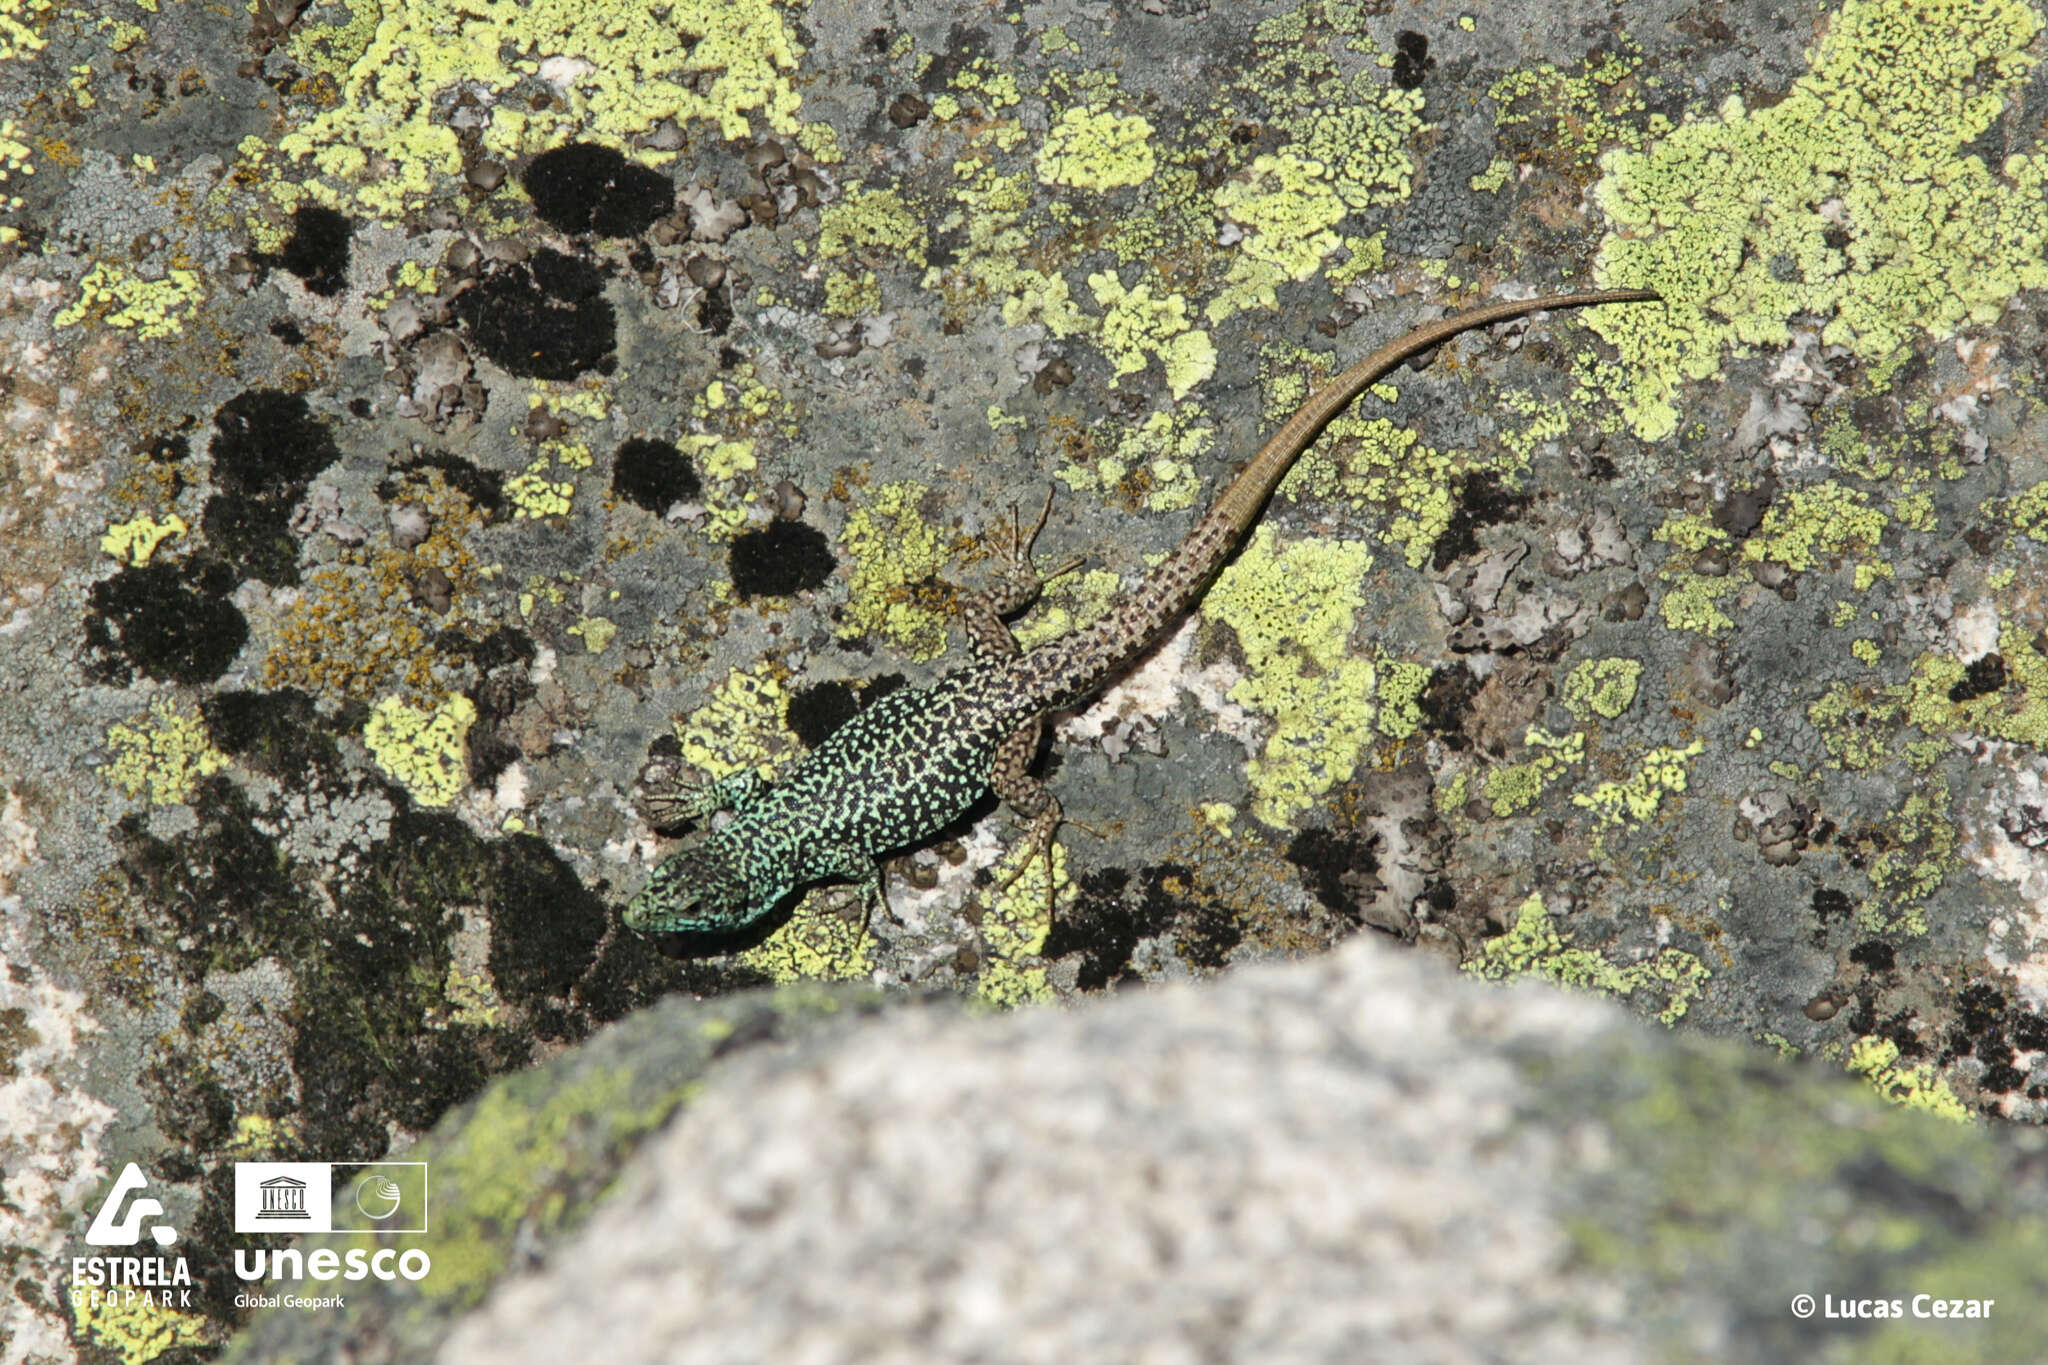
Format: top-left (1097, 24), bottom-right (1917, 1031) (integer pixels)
top-left (624, 287), bottom-right (1660, 935)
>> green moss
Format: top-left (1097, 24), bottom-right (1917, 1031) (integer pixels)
top-left (1592, 0), bottom-right (2048, 439)
top-left (1201, 526), bottom-right (1378, 827)
top-left (105, 699), bottom-right (230, 806)
top-left (270, 0), bottom-right (804, 219)
top-left (1465, 891), bottom-right (1710, 1025)
top-left (1563, 657), bottom-right (1645, 721)
top-left (363, 694), bottom-right (476, 808)
top-left (1035, 105), bottom-right (1156, 190)
top-left (837, 480), bottom-right (955, 662)
top-left (1848, 1034), bottom-right (1972, 1123)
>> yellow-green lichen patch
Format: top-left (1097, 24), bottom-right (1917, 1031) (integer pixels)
top-left (1058, 407), bottom-right (1214, 511)
top-left (736, 897), bottom-right (873, 983)
top-left (0, 0), bottom-right (52, 64)
top-left (1088, 272), bottom-right (1216, 400)
top-left (1907, 624), bottom-right (2048, 749)
top-left (1010, 566), bottom-right (1120, 652)
top-left (1848, 1034), bottom-right (1972, 1123)
top-left (100, 512), bottom-right (187, 566)
top-left (1465, 891), bottom-right (1710, 1025)
top-left (1807, 680), bottom-right (1900, 772)
top-left (105, 698), bottom-right (229, 806)
top-left (271, 0), bottom-right (804, 219)
top-left (1373, 658), bottom-right (1432, 740)
top-left (53, 261), bottom-right (204, 339)
top-left (1658, 573), bottom-right (1737, 635)
top-left (1036, 105), bottom-right (1156, 190)
top-left (1563, 657), bottom-right (1645, 722)
top-left (977, 840), bottom-right (1063, 1008)
top-left (364, 693), bottom-right (476, 807)
top-left (72, 1284), bottom-right (209, 1365)
top-left (1201, 59), bottom-right (1424, 325)
top-left (261, 468), bottom-right (489, 703)
top-left (1571, 739), bottom-right (1707, 830)
top-left (1592, 0), bottom-right (2048, 440)
top-left (1743, 480), bottom-right (1888, 574)
top-left (672, 662), bottom-right (797, 781)
top-left (817, 184), bottom-right (928, 268)
top-left (1861, 777), bottom-right (1957, 928)
top-left (1485, 726), bottom-right (1585, 817)
top-left (1202, 526), bottom-right (1377, 827)
top-left (823, 268), bottom-right (881, 318)
top-left (1275, 406), bottom-right (1471, 570)
top-left (1488, 45), bottom-right (1669, 173)
top-left (406, 1065), bottom-right (640, 1303)
top-left (837, 480), bottom-right (956, 662)
top-left (2009, 480), bottom-right (2048, 541)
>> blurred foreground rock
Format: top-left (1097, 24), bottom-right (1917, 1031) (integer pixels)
top-left (228, 938), bottom-right (2048, 1365)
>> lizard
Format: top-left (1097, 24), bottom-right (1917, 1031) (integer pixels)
top-left (624, 286), bottom-right (1660, 937)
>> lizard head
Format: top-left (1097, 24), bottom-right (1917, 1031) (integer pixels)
top-left (623, 837), bottom-right (761, 934)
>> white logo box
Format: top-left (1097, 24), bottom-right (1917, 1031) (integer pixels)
top-left (233, 1162), bottom-right (427, 1234)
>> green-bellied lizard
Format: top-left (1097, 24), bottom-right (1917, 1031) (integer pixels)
top-left (625, 287), bottom-right (1659, 936)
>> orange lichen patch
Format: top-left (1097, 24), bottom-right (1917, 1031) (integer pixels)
top-left (260, 468), bottom-right (491, 704)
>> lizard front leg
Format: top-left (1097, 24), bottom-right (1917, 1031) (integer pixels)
top-left (636, 760), bottom-right (763, 831)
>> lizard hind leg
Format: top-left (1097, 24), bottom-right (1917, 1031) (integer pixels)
top-left (961, 486), bottom-right (1084, 663)
top-left (989, 718), bottom-right (1066, 928)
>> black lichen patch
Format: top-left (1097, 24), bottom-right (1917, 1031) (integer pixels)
top-left (453, 249), bottom-right (617, 380)
top-left (105, 765), bottom-right (702, 1162)
top-left (1939, 982), bottom-right (2048, 1098)
top-left (786, 680), bottom-right (861, 748)
top-left (1282, 826), bottom-right (1375, 924)
top-left (729, 519), bottom-right (835, 598)
top-left (1848, 939), bottom-right (1896, 973)
top-left (1431, 472), bottom-right (1532, 571)
top-left (82, 556), bottom-right (248, 685)
top-left (611, 437), bottom-right (700, 514)
top-left (1812, 887), bottom-right (1854, 924)
top-left (1948, 653), bottom-right (2007, 702)
top-left (1044, 863), bottom-right (1221, 990)
top-left (1391, 31), bottom-right (1434, 89)
top-left (378, 449), bottom-right (508, 521)
top-left (275, 204), bottom-right (351, 296)
top-left (269, 318), bottom-right (307, 346)
top-left (1417, 662), bottom-right (1482, 751)
top-left (201, 686), bottom-right (353, 787)
top-left (142, 430), bottom-right (190, 463)
top-left (524, 142), bottom-right (675, 237)
top-left (201, 388), bottom-right (343, 586)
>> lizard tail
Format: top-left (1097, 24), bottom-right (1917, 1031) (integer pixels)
top-left (1210, 287), bottom-right (1661, 530)
top-left (1017, 287), bottom-right (1660, 712)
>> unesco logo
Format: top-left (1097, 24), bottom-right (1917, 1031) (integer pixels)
top-left (233, 1162), bottom-right (428, 1234)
